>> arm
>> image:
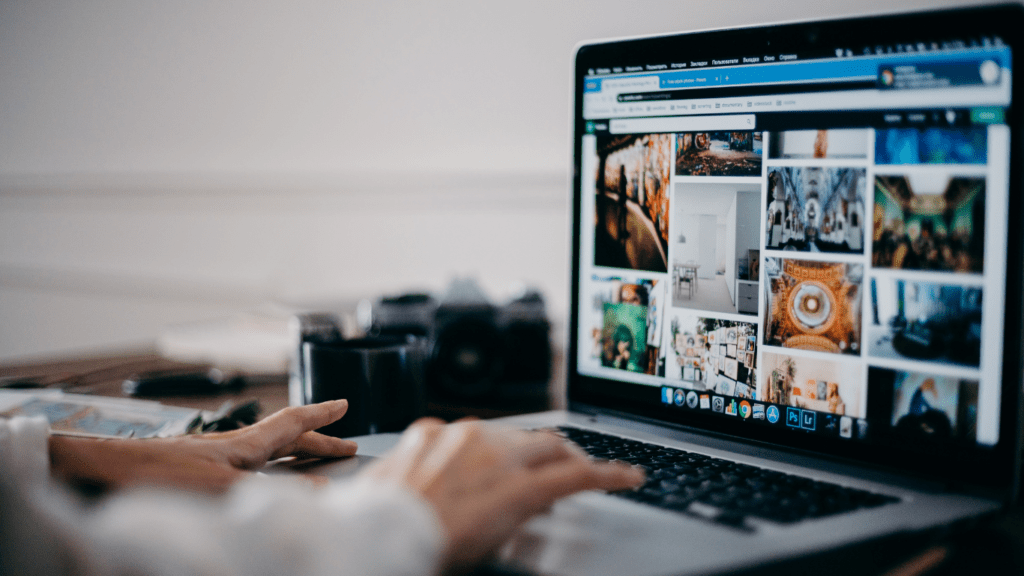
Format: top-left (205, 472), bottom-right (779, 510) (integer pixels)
top-left (4, 404), bottom-right (642, 575)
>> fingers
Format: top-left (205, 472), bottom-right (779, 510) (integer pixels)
top-left (253, 400), bottom-right (351, 452)
top-left (510, 457), bottom-right (644, 514)
top-left (290, 399), bottom-right (350, 432)
top-left (270, 432), bottom-right (358, 460)
top-left (514, 431), bottom-right (587, 469)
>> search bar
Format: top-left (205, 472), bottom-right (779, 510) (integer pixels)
top-left (600, 76), bottom-right (660, 92)
top-left (610, 114), bottom-right (755, 134)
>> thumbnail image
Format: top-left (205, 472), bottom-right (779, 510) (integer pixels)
top-left (659, 311), bottom-right (758, 396)
top-left (675, 131), bottom-right (763, 176)
top-left (602, 303), bottom-right (648, 372)
top-left (670, 182), bottom-right (761, 315)
top-left (875, 127), bottom-right (987, 165)
top-left (768, 129), bottom-right (869, 159)
top-left (868, 278), bottom-right (982, 367)
top-left (582, 276), bottom-right (665, 375)
top-left (761, 351), bottom-right (865, 418)
top-left (594, 133), bottom-right (672, 273)
top-left (764, 258), bottom-right (863, 355)
top-left (871, 367), bottom-right (978, 442)
top-left (873, 174), bottom-right (985, 273)
top-left (765, 167), bottom-right (867, 253)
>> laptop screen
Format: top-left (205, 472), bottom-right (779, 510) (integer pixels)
top-left (569, 5), bottom-right (1022, 485)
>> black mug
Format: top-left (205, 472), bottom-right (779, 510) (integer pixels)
top-left (301, 335), bottom-right (426, 438)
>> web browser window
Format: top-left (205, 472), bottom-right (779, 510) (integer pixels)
top-left (575, 38), bottom-right (1012, 452)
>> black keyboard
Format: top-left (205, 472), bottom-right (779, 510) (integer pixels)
top-left (556, 426), bottom-right (899, 530)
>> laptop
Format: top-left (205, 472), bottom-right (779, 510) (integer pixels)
top-left (320, 5), bottom-right (1024, 575)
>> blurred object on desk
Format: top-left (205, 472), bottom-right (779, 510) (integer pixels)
top-left (0, 349), bottom-right (290, 415)
top-left (0, 389), bottom-right (204, 438)
top-left (360, 278), bottom-right (552, 410)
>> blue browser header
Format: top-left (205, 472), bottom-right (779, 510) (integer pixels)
top-left (584, 47), bottom-right (1011, 93)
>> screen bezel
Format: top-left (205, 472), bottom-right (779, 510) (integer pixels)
top-left (568, 4), bottom-right (1024, 495)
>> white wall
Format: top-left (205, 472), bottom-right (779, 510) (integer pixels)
top-left (735, 190), bottom-right (762, 273)
top-left (674, 213), bottom-right (702, 266)
top-left (724, 198), bottom-right (737, 302)
top-left (0, 0), bottom-right (1001, 361)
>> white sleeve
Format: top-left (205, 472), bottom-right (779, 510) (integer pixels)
top-left (0, 414), bottom-right (50, 487)
top-left (90, 476), bottom-right (445, 576)
top-left (0, 416), bottom-right (445, 576)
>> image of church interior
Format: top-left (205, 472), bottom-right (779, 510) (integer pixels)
top-left (765, 167), bottom-right (866, 253)
top-left (659, 312), bottom-right (758, 398)
top-left (763, 258), bottom-right (863, 355)
top-left (761, 351), bottom-right (865, 418)
top-left (670, 182), bottom-right (761, 315)
top-left (593, 134), bottom-right (672, 273)
top-left (768, 129), bottom-right (869, 159)
top-left (675, 131), bottom-right (763, 176)
top-left (872, 174), bottom-right (985, 273)
top-left (868, 278), bottom-right (982, 367)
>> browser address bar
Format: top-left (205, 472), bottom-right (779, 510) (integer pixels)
top-left (610, 114), bottom-right (755, 134)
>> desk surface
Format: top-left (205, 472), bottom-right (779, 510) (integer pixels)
top-left (0, 349), bottom-right (290, 414)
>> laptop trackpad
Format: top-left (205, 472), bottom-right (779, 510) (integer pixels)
top-left (500, 491), bottom-right (760, 576)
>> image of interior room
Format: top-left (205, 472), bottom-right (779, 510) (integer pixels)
top-left (760, 351), bottom-right (865, 418)
top-left (765, 167), bottom-right (866, 253)
top-left (868, 278), bottom-right (982, 367)
top-left (872, 174), bottom-right (986, 273)
top-left (593, 134), bottom-right (673, 273)
top-left (763, 258), bottom-right (863, 355)
top-left (659, 311), bottom-right (758, 397)
top-left (669, 182), bottom-right (761, 315)
top-left (768, 129), bottom-right (869, 159)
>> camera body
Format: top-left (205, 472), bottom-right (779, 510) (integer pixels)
top-left (365, 279), bottom-right (551, 406)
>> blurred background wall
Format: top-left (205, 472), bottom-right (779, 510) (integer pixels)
top-left (0, 0), bottom-right (995, 361)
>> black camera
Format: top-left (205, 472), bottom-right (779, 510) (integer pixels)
top-left (363, 279), bottom-right (552, 406)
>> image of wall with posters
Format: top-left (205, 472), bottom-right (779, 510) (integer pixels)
top-left (675, 131), bottom-right (763, 176)
top-left (763, 258), bottom-right (863, 355)
top-left (867, 278), bottom-right (982, 367)
top-left (593, 134), bottom-right (673, 273)
top-left (580, 276), bottom-right (665, 375)
top-left (760, 351), bottom-right (865, 418)
top-left (875, 127), bottom-right (987, 165)
top-left (659, 310), bottom-right (758, 397)
top-left (670, 182), bottom-right (761, 315)
top-left (765, 167), bottom-right (866, 253)
top-left (869, 367), bottom-right (978, 443)
top-left (872, 174), bottom-right (985, 273)
top-left (768, 129), bottom-right (869, 159)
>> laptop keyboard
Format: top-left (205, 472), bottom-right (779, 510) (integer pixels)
top-left (555, 426), bottom-right (899, 530)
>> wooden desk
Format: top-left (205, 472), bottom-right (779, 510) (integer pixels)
top-left (0, 348), bottom-right (290, 414)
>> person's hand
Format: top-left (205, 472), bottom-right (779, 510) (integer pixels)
top-left (49, 400), bottom-right (357, 492)
top-left (360, 418), bottom-right (645, 571)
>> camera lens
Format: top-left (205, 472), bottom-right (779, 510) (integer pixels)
top-left (431, 318), bottom-right (502, 399)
